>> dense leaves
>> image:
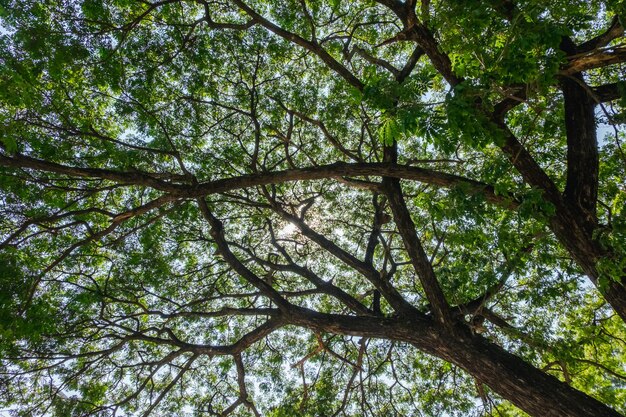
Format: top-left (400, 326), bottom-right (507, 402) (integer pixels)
top-left (1, 0), bottom-right (625, 416)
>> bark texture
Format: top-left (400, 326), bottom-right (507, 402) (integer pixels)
top-left (288, 308), bottom-right (623, 417)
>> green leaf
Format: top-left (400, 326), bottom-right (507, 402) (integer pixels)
top-left (378, 116), bottom-right (402, 146)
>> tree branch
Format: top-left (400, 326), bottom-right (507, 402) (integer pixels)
top-left (592, 82), bottom-right (623, 102)
top-left (229, 0), bottom-right (364, 90)
top-left (383, 178), bottom-right (454, 326)
top-left (269, 203), bottom-right (419, 315)
top-left (1, 155), bottom-right (517, 208)
top-left (577, 16), bottom-right (624, 54)
top-left (561, 45), bottom-right (626, 75)
top-left (196, 197), bottom-right (292, 310)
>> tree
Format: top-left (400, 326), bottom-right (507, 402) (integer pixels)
top-left (1, 0), bottom-right (626, 415)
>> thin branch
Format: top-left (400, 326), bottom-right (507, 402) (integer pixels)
top-left (229, 0), bottom-right (364, 90)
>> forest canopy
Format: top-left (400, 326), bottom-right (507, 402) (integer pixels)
top-left (1, 0), bottom-right (626, 416)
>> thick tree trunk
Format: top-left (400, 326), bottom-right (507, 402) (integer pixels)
top-left (434, 328), bottom-right (623, 417)
top-left (291, 309), bottom-right (624, 417)
top-left (491, 32), bottom-right (626, 323)
top-left (496, 114), bottom-right (626, 325)
top-left (558, 59), bottom-right (626, 324)
top-left (561, 73), bottom-right (599, 224)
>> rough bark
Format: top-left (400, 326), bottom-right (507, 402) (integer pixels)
top-left (288, 308), bottom-right (624, 417)
top-left (560, 38), bottom-right (599, 228)
top-left (438, 328), bottom-right (623, 417)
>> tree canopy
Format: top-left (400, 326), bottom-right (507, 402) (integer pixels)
top-left (1, 0), bottom-right (626, 416)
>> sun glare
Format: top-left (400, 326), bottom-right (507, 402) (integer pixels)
top-left (279, 222), bottom-right (298, 236)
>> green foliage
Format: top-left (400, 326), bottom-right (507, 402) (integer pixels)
top-left (0, 1), bottom-right (625, 416)
top-left (378, 116), bottom-right (402, 146)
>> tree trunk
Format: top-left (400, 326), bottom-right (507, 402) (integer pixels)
top-left (433, 327), bottom-right (623, 417)
top-left (561, 73), bottom-right (599, 225)
top-left (496, 117), bottom-right (626, 325)
top-left (558, 60), bottom-right (626, 324)
top-left (291, 309), bottom-right (624, 417)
